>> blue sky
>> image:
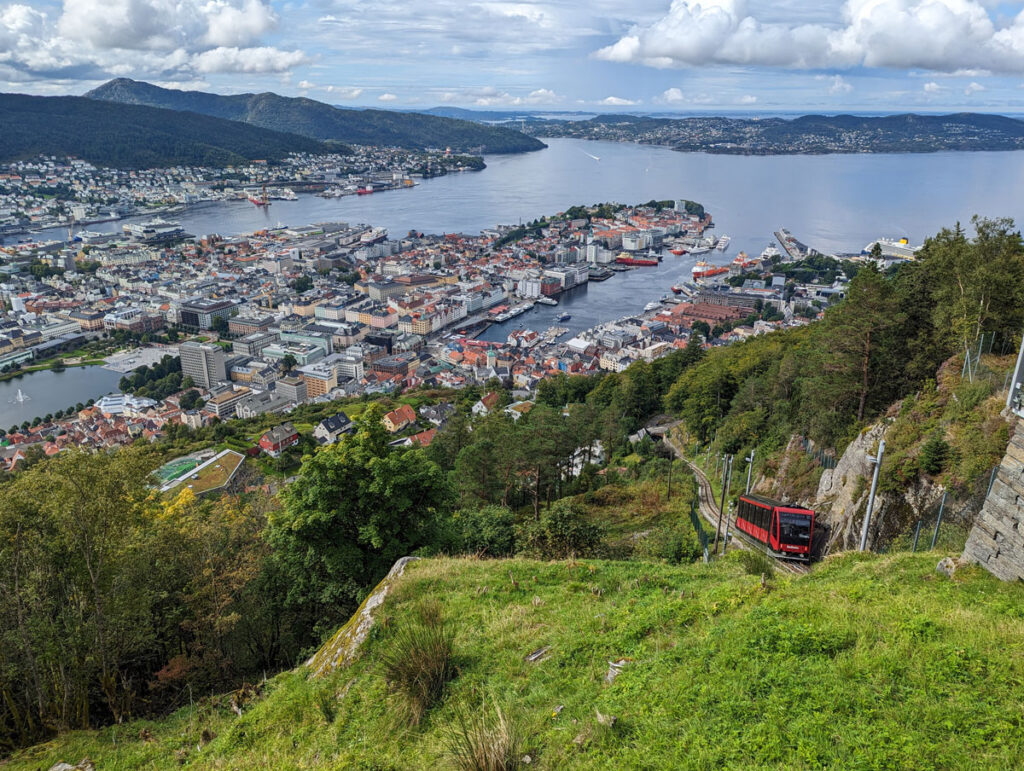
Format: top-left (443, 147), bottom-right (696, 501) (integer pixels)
top-left (3, 0), bottom-right (1024, 112)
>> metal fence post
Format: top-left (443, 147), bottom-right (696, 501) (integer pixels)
top-left (860, 439), bottom-right (885, 552)
top-left (912, 520), bottom-right (922, 552)
top-left (930, 491), bottom-right (947, 551)
top-left (987, 466), bottom-right (999, 498)
top-left (723, 501), bottom-right (734, 554)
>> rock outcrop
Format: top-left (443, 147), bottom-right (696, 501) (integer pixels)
top-left (815, 424), bottom-right (887, 551)
top-left (305, 556), bottom-right (419, 678)
top-left (814, 423), bottom-right (945, 552)
top-left (962, 421), bottom-right (1024, 580)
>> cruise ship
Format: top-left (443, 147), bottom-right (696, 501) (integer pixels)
top-left (716, 235), bottom-right (731, 251)
top-left (862, 237), bottom-right (922, 260)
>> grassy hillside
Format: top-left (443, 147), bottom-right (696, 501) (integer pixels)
top-left (86, 79), bottom-right (547, 154)
top-left (0, 93), bottom-right (331, 168)
top-left (9, 551), bottom-right (1024, 769)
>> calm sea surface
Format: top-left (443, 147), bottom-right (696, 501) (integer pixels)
top-left (7, 138), bottom-right (1024, 408)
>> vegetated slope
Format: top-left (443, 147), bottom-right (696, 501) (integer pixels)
top-left (9, 552), bottom-right (1024, 769)
top-left (0, 93), bottom-right (331, 168)
top-left (86, 79), bottom-right (547, 154)
top-left (532, 112), bottom-right (1024, 153)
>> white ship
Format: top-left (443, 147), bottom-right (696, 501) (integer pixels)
top-left (862, 237), bottom-right (922, 260)
top-left (716, 235), bottom-right (731, 251)
top-left (760, 245), bottom-right (781, 261)
top-left (644, 301), bottom-right (662, 312)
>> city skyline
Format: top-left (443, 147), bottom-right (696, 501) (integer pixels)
top-left (2, 0), bottom-right (1024, 112)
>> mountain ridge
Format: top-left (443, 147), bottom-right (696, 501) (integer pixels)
top-left (0, 92), bottom-right (333, 168)
top-left (86, 79), bottom-right (547, 154)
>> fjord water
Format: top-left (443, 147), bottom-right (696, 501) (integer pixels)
top-left (10, 137), bottom-right (1024, 350)
top-left (26, 137), bottom-right (1024, 254)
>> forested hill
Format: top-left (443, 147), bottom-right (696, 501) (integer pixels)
top-left (0, 93), bottom-right (332, 168)
top-left (531, 111), bottom-right (1024, 154)
top-left (86, 79), bottom-right (548, 154)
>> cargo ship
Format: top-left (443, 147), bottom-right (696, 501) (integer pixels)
top-left (731, 251), bottom-right (759, 270)
top-left (248, 185), bottom-right (270, 207)
top-left (692, 260), bottom-right (730, 280)
top-left (616, 254), bottom-right (659, 267)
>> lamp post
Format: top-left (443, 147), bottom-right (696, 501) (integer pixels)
top-left (745, 449), bottom-right (755, 494)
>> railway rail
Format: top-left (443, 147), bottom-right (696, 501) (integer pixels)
top-left (664, 436), bottom-right (809, 575)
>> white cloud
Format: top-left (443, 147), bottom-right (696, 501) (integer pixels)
top-left (600, 95), bottom-right (640, 106)
top-left (595, 0), bottom-right (1024, 74)
top-left (525, 88), bottom-right (560, 104)
top-left (326, 85), bottom-right (364, 99)
top-left (433, 86), bottom-right (560, 106)
top-left (58, 0), bottom-right (277, 52)
top-left (923, 81), bottom-right (942, 93)
top-left (964, 81), bottom-right (986, 94)
top-left (658, 87), bottom-right (685, 103)
top-left (0, 0), bottom-right (304, 86)
top-left (378, 92), bottom-right (398, 101)
top-left (298, 80), bottom-right (315, 90)
top-left (737, 94), bottom-right (758, 104)
top-left (826, 74), bottom-right (853, 94)
top-left (193, 47), bottom-right (308, 74)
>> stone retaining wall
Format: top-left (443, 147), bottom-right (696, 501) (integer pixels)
top-left (962, 420), bottom-right (1024, 580)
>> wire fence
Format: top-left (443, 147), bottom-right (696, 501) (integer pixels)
top-left (798, 436), bottom-right (838, 470)
top-left (884, 466), bottom-right (998, 554)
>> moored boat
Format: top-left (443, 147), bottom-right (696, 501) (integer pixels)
top-left (692, 260), bottom-right (730, 280)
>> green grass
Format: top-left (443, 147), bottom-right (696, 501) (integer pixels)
top-left (8, 552), bottom-right (1024, 769)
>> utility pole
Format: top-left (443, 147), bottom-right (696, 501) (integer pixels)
top-left (859, 439), bottom-right (885, 552)
top-left (745, 449), bottom-right (755, 494)
top-left (666, 459), bottom-right (672, 500)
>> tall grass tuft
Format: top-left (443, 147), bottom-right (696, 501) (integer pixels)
top-left (736, 549), bottom-right (777, 576)
top-left (380, 600), bottom-right (456, 725)
top-left (445, 698), bottom-right (522, 771)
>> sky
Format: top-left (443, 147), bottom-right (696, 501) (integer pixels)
top-left (3, 0), bottom-right (1024, 112)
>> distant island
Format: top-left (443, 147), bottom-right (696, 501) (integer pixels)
top-left (0, 93), bottom-right (333, 168)
top-left (529, 113), bottom-right (1024, 155)
top-left (86, 79), bottom-right (547, 156)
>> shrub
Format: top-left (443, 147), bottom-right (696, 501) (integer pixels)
top-left (517, 500), bottom-right (604, 559)
top-left (380, 600), bottom-right (456, 725)
top-left (314, 689), bottom-right (337, 724)
top-left (634, 523), bottom-right (702, 565)
top-left (458, 506), bottom-right (516, 557)
top-left (919, 432), bottom-right (950, 475)
top-left (445, 698), bottom-right (522, 771)
top-left (736, 549), bottom-right (777, 577)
